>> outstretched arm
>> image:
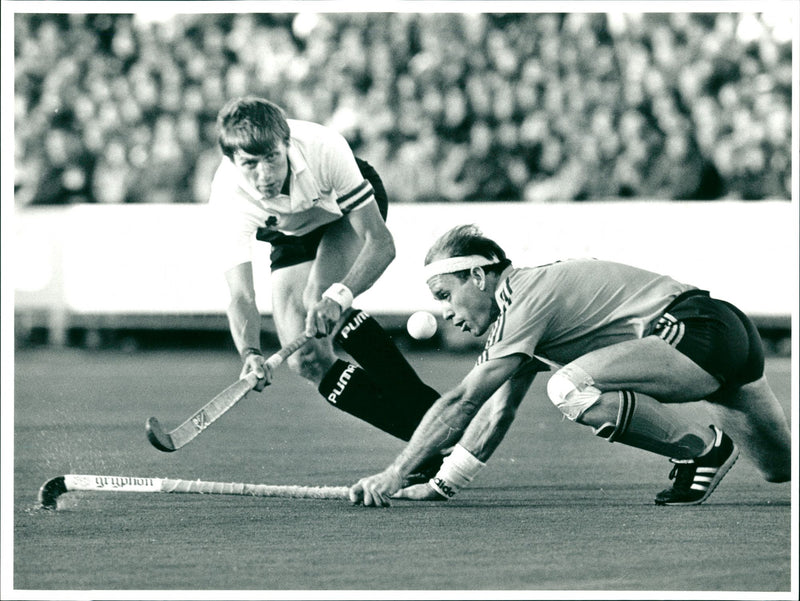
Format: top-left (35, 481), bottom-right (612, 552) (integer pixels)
top-left (394, 359), bottom-right (542, 501)
top-left (461, 361), bottom-right (540, 460)
top-left (349, 353), bottom-right (527, 507)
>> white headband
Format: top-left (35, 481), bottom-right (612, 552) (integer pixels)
top-left (423, 255), bottom-right (500, 281)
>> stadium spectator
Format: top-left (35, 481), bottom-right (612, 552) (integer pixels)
top-left (13, 12), bottom-right (793, 207)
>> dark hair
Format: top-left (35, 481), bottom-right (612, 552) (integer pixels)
top-left (217, 97), bottom-right (290, 159)
top-left (425, 224), bottom-right (511, 279)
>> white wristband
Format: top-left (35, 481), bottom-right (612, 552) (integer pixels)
top-left (322, 283), bottom-right (354, 311)
top-left (428, 444), bottom-right (485, 499)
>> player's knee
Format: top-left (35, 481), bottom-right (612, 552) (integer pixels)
top-left (764, 471), bottom-right (790, 483)
top-left (546, 365), bottom-right (604, 422)
top-left (287, 346), bottom-right (327, 383)
top-left (761, 453), bottom-right (791, 483)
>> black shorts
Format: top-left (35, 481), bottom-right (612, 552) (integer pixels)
top-left (650, 289), bottom-right (765, 399)
top-left (256, 157), bottom-right (389, 271)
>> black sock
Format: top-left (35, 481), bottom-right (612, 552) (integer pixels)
top-left (335, 309), bottom-right (440, 418)
top-left (319, 360), bottom-right (427, 440)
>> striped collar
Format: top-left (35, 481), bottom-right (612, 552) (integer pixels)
top-left (494, 265), bottom-right (515, 309)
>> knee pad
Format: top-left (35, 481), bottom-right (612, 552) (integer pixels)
top-left (546, 364), bottom-right (602, 422)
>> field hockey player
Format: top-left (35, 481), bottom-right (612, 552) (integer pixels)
top-left (209, 97), bottom-right (444, 476)
top-left (349, 224), bottom-right (791, 507)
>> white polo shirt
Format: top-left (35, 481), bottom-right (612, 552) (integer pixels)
top-left (477, 259), bottom-right (696, 368)
top-left (209, 119), bottom-right (375, 271)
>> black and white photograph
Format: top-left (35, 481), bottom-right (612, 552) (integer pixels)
top-left (3, 1), bottom-right (797, 599)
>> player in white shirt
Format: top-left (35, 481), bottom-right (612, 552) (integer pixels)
top-left (349, 224), bottom-right (791, 506)
top-left (210, 97), bottom-right (443, 469)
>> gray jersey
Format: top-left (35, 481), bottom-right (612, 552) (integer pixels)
top-left (478, 259), bottom-right (696, 368)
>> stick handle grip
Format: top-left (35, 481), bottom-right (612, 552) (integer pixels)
top-left (240, 334), bottom-right (312, 388)
top-left (264, 333), bottom-right (313, 370)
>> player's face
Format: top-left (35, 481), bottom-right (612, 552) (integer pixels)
top-left (428, 273), bottom-right (496, 337)
top-left (232, 144), bottom-right (289, 199)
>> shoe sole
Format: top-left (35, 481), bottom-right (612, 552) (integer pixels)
top-left (656, 443), bottom-right (740, 506)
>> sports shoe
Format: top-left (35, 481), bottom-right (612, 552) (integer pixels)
top-left (654, 425), bottom-right (739, 506)
top-left (403, 449), bottom-right (452, 487)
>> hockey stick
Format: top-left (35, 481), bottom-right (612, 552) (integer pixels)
top-left (38, 474), bottom-right (349, 509)
top-left (146, 333), bottom-right (313, 452)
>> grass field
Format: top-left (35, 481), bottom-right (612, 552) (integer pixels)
top-left (9, 345), bottom-right (796, 598)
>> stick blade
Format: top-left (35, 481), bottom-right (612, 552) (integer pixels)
top-left (146, 416), bottom-right (176, 452)
top-left (38, 476), bottom-right (67, 510)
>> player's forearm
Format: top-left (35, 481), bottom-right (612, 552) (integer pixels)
top-left (458, 374), bottom-right (533, 462)
top-left (227, 296), bottom-right (262, 356)
top-left (339, 233), bottom-right (395, 298)
top-left (391, 384), bottom-right (477, 476)
top-left (399, 355), bottom-right (529, 471)
top-left (458, 403), bottom-right (516, 463)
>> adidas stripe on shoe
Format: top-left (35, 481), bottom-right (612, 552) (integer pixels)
top-left (654, 425), bottom-right (739, 506)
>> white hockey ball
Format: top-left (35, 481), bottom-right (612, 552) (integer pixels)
top-left (407, 311), bottom-right (438, 340)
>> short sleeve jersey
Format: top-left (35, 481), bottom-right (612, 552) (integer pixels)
top-left (208, 119), bottom-right (375, 271)
top-left (477, 259), bottom-right (696, 368)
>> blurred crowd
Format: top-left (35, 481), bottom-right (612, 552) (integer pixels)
top-left (14, 11), bottom-right (793, 206)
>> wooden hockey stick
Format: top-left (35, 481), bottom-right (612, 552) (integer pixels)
top-left (39, 474), bottom-right (349, 509)
top-left (146, 334), bottom-right (313, 452)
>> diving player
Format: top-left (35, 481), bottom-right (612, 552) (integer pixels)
top-left (349, 224), bottom-right (791, 506)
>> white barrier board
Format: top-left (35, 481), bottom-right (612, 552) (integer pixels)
top-left (13, 201), bottom-right (796, 319)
